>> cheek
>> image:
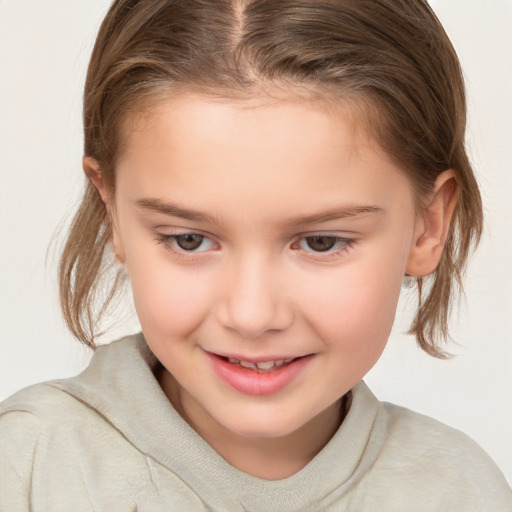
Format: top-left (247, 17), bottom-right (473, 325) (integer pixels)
top-left (127, 257), bottom-right (214, 338)
top-left (299, 252), bottom-right (405, 352)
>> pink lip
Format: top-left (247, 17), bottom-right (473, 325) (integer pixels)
top-left (206, 352), bottom-right (313, 396)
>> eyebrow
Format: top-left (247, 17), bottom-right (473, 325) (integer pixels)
top-left (281, 204), bottom-right (384, 227)
top-left (136, 198), bottom-right (384, 227)
top-left (136, 198), bottom-right (224, 225)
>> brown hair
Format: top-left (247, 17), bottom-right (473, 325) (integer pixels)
top-left (59, 0), bottom-right (483, 356)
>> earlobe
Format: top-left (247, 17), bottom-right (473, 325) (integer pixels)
top-left (83, 156), bottom-right (126, 266)
top-left (406, 170), bottom-right (458, 277)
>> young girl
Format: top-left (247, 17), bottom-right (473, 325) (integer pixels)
top-left (1, 0), bottom-right (510, 510)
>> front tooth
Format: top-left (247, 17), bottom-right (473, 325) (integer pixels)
top-left (255, 361), bottom-right (275, 370)
top-left (274, 359), bottom-right (285, 367)
top-left (239, 360), bottom-right (256, 369)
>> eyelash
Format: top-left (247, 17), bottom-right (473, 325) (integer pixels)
top-left (155, 232), bottom-right (356, 260)
top-left (292, 235), bottom-right (355, 258)
top-left (155, 233), bottom-right (218, 258)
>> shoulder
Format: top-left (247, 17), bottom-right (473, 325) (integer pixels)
top-left (369, 400), bottom-right (511, 508)
top-left (0, 382), bottom-right (96, 455)
top-left (0, 384), bottom-right (79, 510)
top-left (0, 379), bottom-right (122, 465)
top-left (1, 381), bottom-right (91, 423)
top-left (0, 378), bottom-right (149, 510)
top-left (380, 401), bottom-right (501, 469)
top-left (0, 386), bottom-right (46, 463)
top-left (0, 334), bottom-right (149, 425)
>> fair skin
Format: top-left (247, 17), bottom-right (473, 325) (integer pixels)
top-left (86, 93), bottom-right (457, 480)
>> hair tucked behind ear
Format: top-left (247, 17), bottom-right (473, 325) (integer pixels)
top-left (59, 0), bottom-right (482, 355)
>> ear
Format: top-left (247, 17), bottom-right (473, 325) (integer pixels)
top-left (406, 170), bottom-right (458, 277)
top-left (83, 156), bottom-right (126, 266)
top-left (83, 156), bottom-right (110, 207)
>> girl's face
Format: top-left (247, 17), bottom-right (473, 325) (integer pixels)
top-left (111, 94), bottom-right (420, 440)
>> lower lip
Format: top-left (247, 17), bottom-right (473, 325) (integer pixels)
top-left (206, 353), bottom-right (312, 396)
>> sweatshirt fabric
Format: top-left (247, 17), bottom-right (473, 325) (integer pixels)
top-left (0, 333), bottom-right (510, 511)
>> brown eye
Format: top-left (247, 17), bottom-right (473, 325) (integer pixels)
top-left (175, 234), bottom-right (204, 251)
top-left (304, 236), bottom-right (339, 252)
top-left (156, 232), bottom-right (217, 254)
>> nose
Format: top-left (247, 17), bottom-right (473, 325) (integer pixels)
top-left (217, 254), bottom-right (295, 339)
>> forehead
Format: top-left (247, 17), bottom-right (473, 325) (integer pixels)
top-left (119, 87), bottom-right (372, 151)
top-left (115, 93), bottom-right (416, 223)
top-left (119, 91), bottom-right (377, 165)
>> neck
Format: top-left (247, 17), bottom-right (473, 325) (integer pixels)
top-left (156, 365), bottom-right (351, 480)
top-left (197, 398), bottom-right (347, 480)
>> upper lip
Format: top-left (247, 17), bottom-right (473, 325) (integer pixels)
top-left (204, 350), bottom-right (310, 363)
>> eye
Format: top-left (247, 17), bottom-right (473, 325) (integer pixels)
top-left (295, 235), bottom-right (355, 255)
top-left (302, 236), bottom-right (340, 252)
top-left (156, 232), bottom-right (217, 253)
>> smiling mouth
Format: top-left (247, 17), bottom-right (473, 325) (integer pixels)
top-left (218, 356), bottom-right (301, 373)
top-left (208, 352), bottom-right (313, 395)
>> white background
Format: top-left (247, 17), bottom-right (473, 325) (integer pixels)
top-left (0, 0), bottom-right (511, 484)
